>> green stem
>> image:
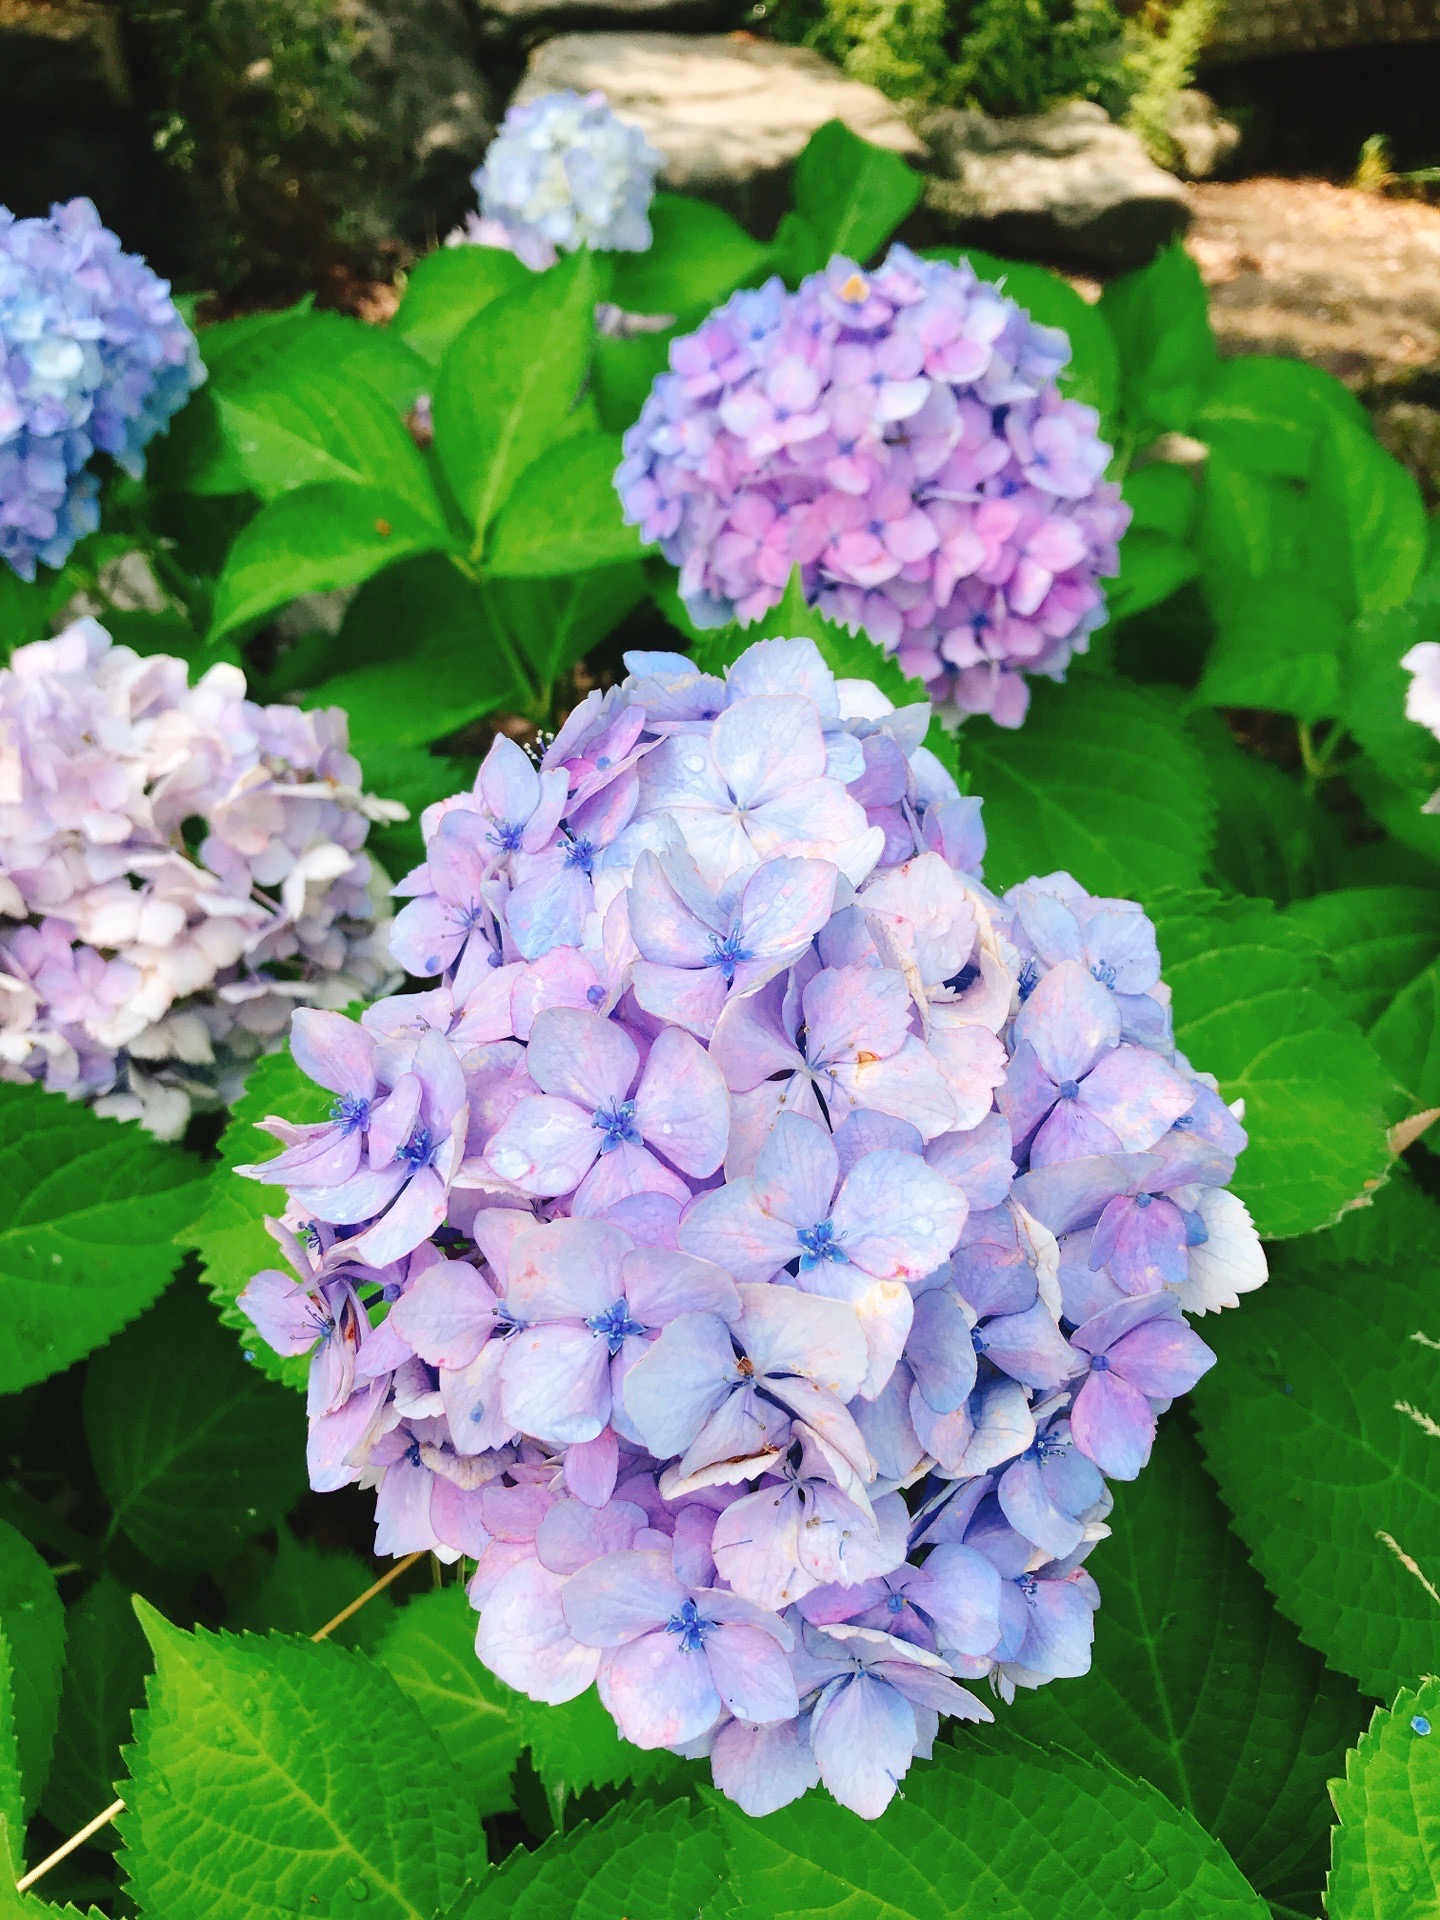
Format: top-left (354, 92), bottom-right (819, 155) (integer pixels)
top-left (447, 553), bottom-right (548, 726)
top-left (1298, 719), bottom-right (1345, 796)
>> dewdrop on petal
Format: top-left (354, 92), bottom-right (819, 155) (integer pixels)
top-left (238, 634), bottom-right (1265, 1820)
top-left (0, 618), bottom-right (403, 1137)
top-left (615, 247), bottom-right (1130, 728)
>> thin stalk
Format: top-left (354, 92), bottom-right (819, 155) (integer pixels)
top-left (446, 553), bottom-right (548, 726)
top-left (16, 1550), bottom-right (428, 1891)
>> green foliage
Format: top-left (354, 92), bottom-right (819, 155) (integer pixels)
top-left (84, 1283), bottom-right (308, 1568)
top-left (452, 1796), bottom-right (724, 1920)
top-left (719, 1735), bottom-right (1268, 1916)
top-left (964, 676), bottom-right (1214, 903)
top-left (774, 120), bottom-right (924, 280)
top-left (185, 1046), bottom-right (330, 1390)
top-left (487, 434), bottom-right (644, 577)
top-left (44, 1575), bottom-right (149, 1848)
top-left (950, 0), bottom-right (1131, 117)
top-left (120, 1604), bottom-right (485, 1920)
top-left (1004, 1420), bottom-right (1366, 1907)
top-left (230, 1529), bottom-right (394, 1652)
top-left (1328, 1678), bottom-right (1440, 1920)
top-left (610, 196), bottom-right (770, 319)
top-left (0, 1521), bottom-right (65, 1818)
top-left (0, 1084), bottom-right (207, 1396)
top-left (392, 249), bottom-right (533, 367)
top-left (1151, 893), bottom-right (1399, 1237)
top-left (1193, 1177), bottom-right (1440, 1699)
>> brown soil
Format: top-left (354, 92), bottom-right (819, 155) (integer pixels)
top-left (1185, 175), bottom-right (1440, 395)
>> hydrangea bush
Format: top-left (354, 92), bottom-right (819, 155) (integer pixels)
top-left (0, 618), bottom-right (398, 1136)
top-left (616, 248), bottom-right (1129, 727)
top-left (0, 199), bottom-right (203, 581)
top-left (453, 90), bottom-right (664, 271)
top-left (238, 635), bottom-right (1263, 1817)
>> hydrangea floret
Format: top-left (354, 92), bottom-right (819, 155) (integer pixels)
top-left (0, 198), bottom-right (204, 580)
top-left (452, 90), bottom-right (664, 271)
top-left (1402, 639), bottom-right (1440, 810)
top-left (0, 618), bottom-right (401, 1137)
top-left (615, 248), bottom-right (1131, 728)
top-left (239, 635), bottom-right (1266, 1819)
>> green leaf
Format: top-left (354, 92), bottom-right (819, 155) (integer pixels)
top-left (486, 433), bottom-right (642, 576)
top-left (965, 676), bottom-right (1214, 902)
top-left (231, 1528), bottom-right (392, 1652)
top-left (1192, 355), bottom-right (1368, 482)
top-left (1284, 888), bottom-right (1440, 1029)
top-left (200, 306), bottom-right (428, 415)
top-left (1193, 1175), bottom-right (1440, 1698)
top-left (0, 1519), bottom-right (64, 1817)
top-left (361, 742), bottom-right (480, 882)
top-left (121, 1605), bottom-right (484, 1920)
top-left (939, 247), bottom-right (1121, 431)
top-left (592, 325), bottom-right (675, 434)
top-left (1197, 577), bottom-right (1348, 723)
top-left (1100, 244), bottom-right (1218, 437)
top-left (208, 482), bottom-right (456, 647)
top-left (392, 246), bottom-right (532, 366)
top-left (718, 1733), bottom-right (1268, 1918)
top-left (1328, 1677), bottom-right (1440, 1920)
top-left (1152, 892), bottom-right (1398, 1237)
top-left (84, 1282), bottom-right (308, 1568)
top-left (1312, 413), bottom-right (1428, 618)
top-left (434, 251), bottom-right (596, 544)
top-left (377, 1586), bottom-right (522, 1817)
top-left (1125, 463), bottom-right (1201, 543)
top-left (791, 119), bottom-right (923, 267)
top-left (486, 565), bottom-right (647, 693)
top-left (1004, 1419), bottom-right (1366, 1905)
top-left (0, 1083), bottom-right (206, 1395)
top-left (451, 1796), bottom-right (723, 1920)
top-left (308, 642), bottom-right (511, 754)
top-left (0, 1629), bottom-right (24, 1883)
top-left (44, 1573), bottom-right (149, 1848)
top-left (1193, 715), bottom-right (1344, 905)
top-left (1369, 957), bottom-right (1440, 1130)
top-left (185, 1046), bottom-right (330, 1390)
top-left (211, 373), bottom-right (437, 515)
top-left (610, 194), bottom-right (769, 318)
top-left (1107, 529), bottom-right (1200, 624)
top-left (518, 1682), bottom-right (680, 1816)
top-left (1194, 453), bottom-right (1310, 626)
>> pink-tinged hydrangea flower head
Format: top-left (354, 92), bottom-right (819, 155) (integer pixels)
top-left (0, 618), bottom-right (401, 1135)
top-left (0, 199), bottom-right (203, 579)
top-left (238, 635), bottom-right (1265, 1820)
top-left (615, 247), bottom-right (1130, 728)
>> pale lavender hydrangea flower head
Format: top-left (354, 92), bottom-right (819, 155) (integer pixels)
top-left (238, 635), bottom-right (1264, 1820)
top-left (1402, 640), bottom-right (1440, 812)
top-left (615, 247), bottom-right (1130, 728)
top-left (0, 618), bottom-right (401, 1136)
top-left (0, 199), bottom-right (204, 580)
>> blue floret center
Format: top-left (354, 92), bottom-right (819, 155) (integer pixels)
top-left (592, 1099), bottom-right (641, 1152)
top-left (797, 1219), bottom-right (847, 1268)
top-left (666, 1597), bottom-right (714, 1652)
top-left (587, 1297), bottom-right (647, 1353)
top-left (705, 927), bottom-right (753, 982)
top-left (330, 1092), bottom-right (371, 1134)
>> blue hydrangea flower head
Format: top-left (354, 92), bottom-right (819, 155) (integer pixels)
top-left (615, 245), bottom-right (1130, 728)
top-left (237, 635), bottom-right (1267, 1820)
top-left (470, 89), bottom-right (663, 265)
top-left (0, 198), bottom-right (204, 580)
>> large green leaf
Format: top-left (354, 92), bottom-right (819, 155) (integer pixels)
top-left (518, 1677), bottom-right (680, 1816)
top-left (44, 1573), bottom-right (149, 1848)
top-left (1311, 413), bottom-right (1428, 619)
top-left (1197, 576), bottom-right (1347, 723)
top-left (0, 1083), bottom-right (206, 1395)
top-left (84, 1282), bottom-right (307, 1568)
top-left (1368, 957), bottom-right (1440, 1137)
top-left (965, 676), bottom-right (1214, 903)
top-left (1283, 888), bottom-right (1440, 1029)
top-left (449, 1797), bottom-right (724, 1920)
top-left (488, 565), bottom-right (647, 694)
top-left (434, 251), bottom-right (596, 544)
top-left (1328, 1677), bottom-right (1440, 1920)
top-left (0, 1628), bottom-right (24, 1883)
top-left (1193, 1177), bottom-right (1440, 1699)
top-left (486, 433), bottom-right (643, 577)
top-left (120, 1606), bottom-right (484, 1920)
top-left (198, 306), bottom-right (429, 414)
top-left (1005, 1419), bottom-right (1366, 1906)
top-left (1153, 891), bottom-right (1398, 1237)
top-left (1099, 245), bottom-right (1218, 438)
top-left (609, 194), bottom-right (769, 318)
top-left (184, 1047), bottom-right (330, 1391)
top-left (1192, 356), bottom-right (1369, 483)
top-left (208, 482), bottom-right (456, 647)
top-left (231, 1528), bottom-right (394, 1653)
top-left (791, 118), bottom-right (923, 269)
top-left (391, 246), bottom-right (532, 366)
top-left (1106, 529), bottom-right (1199, 625)
top-left (719, 1734), bottom-right (1267, 1918)
top-left (376, 1586), bottom-right (521, 1817)
top-left (0, 1519), bottom-right (65, 1817)
top-left (1194, 717), bottom-right (1344, 905)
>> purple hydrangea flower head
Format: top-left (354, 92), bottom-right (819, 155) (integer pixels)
top-left (0, 199), bottom-right (203, 578)
top-left (0, 618), bottom-right (399, 1134)
top-left (453, 90), bottom-right (663, 268)
top-left (615, 246), bottom-right (1130, 727)
top-left (237, 633), bottom-right (1266, 1819)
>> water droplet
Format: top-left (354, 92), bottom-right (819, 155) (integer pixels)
top-left (684, 754), bottom-right (705, 774)
top-left (153, 1776), bottom-right (173, 1797)
top-left (346, 1877), bottom-right (370, 1901)
top-left (241, 1697), bottom-right (259, 1718)
top-left (213, 1725), bottom-right (234, 1747)
top-left (242, 1349), bottom-right (256, 1364)
top-left (1413, 1714), bottom-right (1432, 1736)
top-left (661, 1122), bottom-right (673, 1134)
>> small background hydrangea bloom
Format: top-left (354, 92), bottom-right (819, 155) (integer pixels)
top-left (240, 635), bottom-right (1265, 1821)
top-left (616, 248), bottom-right (1130, 728)
top-left (0, 618), bottom-right (401, 1136)
top-left (1402, 639), bottom-right (1440, 810)
top-left (451, 90), bottom-right (664, 271)
top-left (0, 198), bottom-right (204, 581)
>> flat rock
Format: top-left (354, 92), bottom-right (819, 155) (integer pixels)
top-left (478, 0), bottom-right (741, 54)
top-left (919, 100), bottom-right (1190, 274)
top-left (514, 32), bottom-right (925, 231)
